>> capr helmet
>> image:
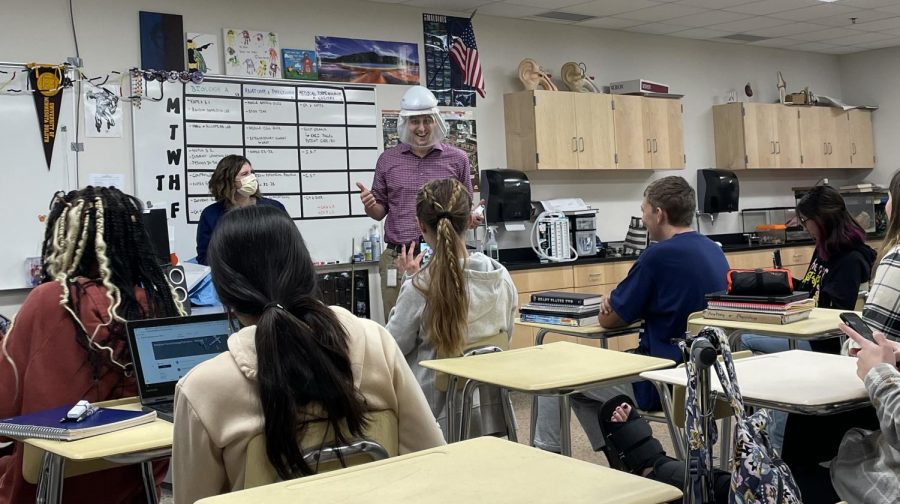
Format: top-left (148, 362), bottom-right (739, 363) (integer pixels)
top-left (398, 85), bottom-right (448, 146)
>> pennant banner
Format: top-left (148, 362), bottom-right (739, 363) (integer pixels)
top-left (28, 65), bottom-right (65, 170)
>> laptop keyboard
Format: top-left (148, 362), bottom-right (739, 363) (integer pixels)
top-left (154, 403), bottom-right (174, 414)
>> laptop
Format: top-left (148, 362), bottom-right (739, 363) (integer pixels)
top-left (126, 313), bottom-right (233, 422)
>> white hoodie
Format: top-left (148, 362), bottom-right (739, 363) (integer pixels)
top-left (385, 252), bottom-right (517, 439)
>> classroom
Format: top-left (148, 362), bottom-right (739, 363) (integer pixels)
top-left (1, 0), bottom-right (899, 502)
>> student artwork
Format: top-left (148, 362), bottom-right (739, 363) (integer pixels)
top-left (186, 33), bottom-right (219, 75)
top-left (83, 84), bottom-right (123, 138)
top-left (282, 49), bottom-right (318, 80)
top-left (139, 11), bottom-right (185, 71)
top-left (382, 109), bottom-right (479, 190)
top-left (422, 13), bottom-right (484, 107)
top-left (223, 28), bottom-right (280, 78)
top-left (315, 36), bottom-right (419, 84)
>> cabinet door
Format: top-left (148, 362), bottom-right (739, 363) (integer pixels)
top-left (648, 98), bottom-right (685, 169)
top-left (742, 103), bottom-right (777, 169)
top-left (574, 93), bottom-right (616, 169)
top-left (828, 108), bottom-right (851, 168)
top-left (533, 91), bottom-right (579, 170)
top-left (773, 105), bottom-right (802, 168)
top-left (798, 107), bottom-right (829, 168)
top-left (849, 109), bottom-right (875, 168)
top-left (613, 95), bottom-right (650, 169)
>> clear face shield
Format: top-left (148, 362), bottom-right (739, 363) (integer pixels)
top-left (398, 109), bottom-right (448, 148)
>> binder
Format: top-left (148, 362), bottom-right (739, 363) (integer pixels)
top-left (0, 406), bottom-right (156, 441)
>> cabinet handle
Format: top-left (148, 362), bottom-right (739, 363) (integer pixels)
top-left (588, 273), bottom-right (603, 278)
top-left (652, 138), bottom-right (658, 153)
top-left (647, 138), bottom-right (652, 153)
top-left (770, 141), bottom-right (775, 154)
top-left (776, 141), bottom-right (781, 154)
top-left (852, 142), bottom-right (856, 155)
top-left (829, 142), bottom-right (833, 155)
top-left (578, 137), bottom-right (585, 152)
top-left (824, 142), bottom-right (828, 155)
top-left (572, 137), bottom-right (577, 152)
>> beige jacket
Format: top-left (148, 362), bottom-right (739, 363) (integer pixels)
top-left (172, 306), bottom-right (445, 504)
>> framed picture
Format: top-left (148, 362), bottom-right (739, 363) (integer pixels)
top-left (282, 49), bottom-right (318, 80)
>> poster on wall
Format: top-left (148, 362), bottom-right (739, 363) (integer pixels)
top-left (382, 109), bottom-right (479, 191)
top-left (282, 49), bottom-right (318, 80)
top-left (83, 84), bottom-right (122, 138)
top-left (423, 13), bottom-right (482, 107)
top-left (139, 11), bottom-right (185, 71)
top-left (186, 33), bottom-right (220, 75)
top-left (315, 36), bottom-right (419, 84)
top-left (223, 28), bottom-right (280, 78)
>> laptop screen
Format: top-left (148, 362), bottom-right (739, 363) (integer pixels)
top-left (127, 313), bottom-right (233, 400)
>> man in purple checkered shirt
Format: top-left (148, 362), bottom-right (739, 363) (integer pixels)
top-left (356, 86), bottom-right (476, 319)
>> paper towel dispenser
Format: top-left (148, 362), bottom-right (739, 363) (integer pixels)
top-left (480, 169), bottom-right (531, 223)
top-left (697, 169), bottom-right (739, 213)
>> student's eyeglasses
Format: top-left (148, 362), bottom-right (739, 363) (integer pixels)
top-left (798, 216), bottom-right (810, 227)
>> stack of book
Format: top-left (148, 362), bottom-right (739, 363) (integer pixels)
top-left (703, 292), bottom-right (814, 325)
top-left (519, 291), bottom-right (602, 327)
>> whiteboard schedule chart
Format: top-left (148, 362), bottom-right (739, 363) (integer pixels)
top-left (134, 77), bottom-right (378, 262)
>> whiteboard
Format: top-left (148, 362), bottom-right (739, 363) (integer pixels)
top-left (0, 63), bottom-right (77, 290)
top-left (133, 76), bottom-right (380, 263)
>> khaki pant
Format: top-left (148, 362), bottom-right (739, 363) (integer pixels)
top-left (379, 249), bottom-right (401, 322)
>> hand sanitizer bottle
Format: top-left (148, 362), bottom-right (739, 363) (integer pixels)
top-left (370, 225), bottom-right (381, 262)
top-left (485, 226), bottom-right (500, 261)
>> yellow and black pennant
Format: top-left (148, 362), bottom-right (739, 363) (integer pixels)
top-left (27, 64), bottom-right (64, 170)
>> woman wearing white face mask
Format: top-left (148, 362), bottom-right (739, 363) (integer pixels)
top-left (196, 155), bottom-right (287, 264)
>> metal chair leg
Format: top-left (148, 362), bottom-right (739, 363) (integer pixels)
top-left (559, 395), bottom-right (572, 457)
top-left (446, 375), bottom-right (459, 442)
top-left (719, 416), bottom-right (732, 471)
top-left (141, 460), bottom-right (159, 503)
top-left (499, 387), bottom-right (518, 442)
top-left (459, 379), bottom-right (478, 441)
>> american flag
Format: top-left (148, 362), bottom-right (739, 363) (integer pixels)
top-left (449, 20), bottom-right (485, 98)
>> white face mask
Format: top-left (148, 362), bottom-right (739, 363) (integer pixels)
top-left (236, 173), bottom-right (258, 196)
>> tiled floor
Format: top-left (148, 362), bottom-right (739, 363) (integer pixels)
top-left (159, 391), bottom-right (681, 502)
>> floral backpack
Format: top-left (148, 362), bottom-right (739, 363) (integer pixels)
top-left (683, 328), bottom-right (802, 504)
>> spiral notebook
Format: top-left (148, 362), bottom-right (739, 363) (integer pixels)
top-left (0, 406), bottom-right (156, 441)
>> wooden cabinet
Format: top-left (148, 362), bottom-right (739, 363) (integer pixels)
top-left (713, 103), bottom-right (874, 170)
top-left (613, 95), bottom-right (684, 170)
top-left (504, 90), bottom-right (683, 170)
top-left (849, 109), bottom-right (875, 168)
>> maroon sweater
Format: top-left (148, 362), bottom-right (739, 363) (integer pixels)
top-left (0, 279), bottom-right (167, 504)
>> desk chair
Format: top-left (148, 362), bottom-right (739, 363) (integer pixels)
top-left (243, 409), bottom-right (398, 489)
top-left (439, 331), bottom-right (517, 443)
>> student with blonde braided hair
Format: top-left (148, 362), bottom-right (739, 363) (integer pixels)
top-left (0, 186), bottom-right (184, 504)
top-left (386, 178), bottom-right (517, 440)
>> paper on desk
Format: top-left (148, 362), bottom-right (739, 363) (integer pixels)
top-left (180, 261), bottom-right (211, 292)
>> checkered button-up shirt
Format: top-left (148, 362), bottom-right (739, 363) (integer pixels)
top-left (370, 142), bottom-right (472, 245)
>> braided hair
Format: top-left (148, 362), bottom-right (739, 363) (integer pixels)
top-left (413, 178), bottom-right (471, 357)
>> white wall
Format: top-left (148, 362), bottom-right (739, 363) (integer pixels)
top-left (0, 0), bottom-right (878, 309)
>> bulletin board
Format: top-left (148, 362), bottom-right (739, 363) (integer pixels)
top-left (0, 63), bottom-right (78, 290)
top-left (132, 75), bottom-right (380, 262)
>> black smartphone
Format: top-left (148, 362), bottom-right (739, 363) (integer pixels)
top-left (840, 312), bottom-right (875, 342)
top-left (772, 250), bottom-right (783, 269)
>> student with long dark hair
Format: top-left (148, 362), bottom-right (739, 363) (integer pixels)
top-left (0, 187), bottom-right (184, 504)
top-left (386, 178), bottom-right (517, 439)
top-left (172, 206), bottom-right (443, 503)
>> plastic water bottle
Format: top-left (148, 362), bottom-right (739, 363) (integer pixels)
top-left (370, 226), bottom-right (381, 261)
top-left (485, 226), bottom-right (499, 261)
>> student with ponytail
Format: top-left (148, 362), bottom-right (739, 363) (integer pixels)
top-left (0, 186), bottom-right (184, 504)
top-left (172, 205), bottom-right (443, 503)
top-left (386, 178), bottom-right (517, 440)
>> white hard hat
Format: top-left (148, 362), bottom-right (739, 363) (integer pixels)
top-left (399, 85), bottom-right (439, 116)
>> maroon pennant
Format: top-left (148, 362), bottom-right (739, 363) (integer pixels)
top-left (28, 65), bottom-right (64, 170)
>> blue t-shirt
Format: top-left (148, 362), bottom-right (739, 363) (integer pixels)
top-left (610, 231), bottom-right (729, 409)
top-left (195, 197), bottom-right (287, 265)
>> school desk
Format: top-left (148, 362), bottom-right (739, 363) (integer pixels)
top-left (687, 307), bottom-right (847, 350)
top-left (19, 398), bottom-right (172, 504)
top-left (195, 436), bottom-right (683, 504)
top-left (514, 318), bottom-right (643, 348)
top-left (420, 341), bottom-right (675, 456)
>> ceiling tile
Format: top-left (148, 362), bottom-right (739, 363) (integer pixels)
top-left (819, 45), bottom-right (867, 54)
top-left (769, 4), bottom-right (866, 22)
top-left (575, 16), bottom-right (646, 28)
top-left (790, 41), bottom-right (843, 52)
top-left (625, 22), bottom-right (695, 34)
top-left (849, 16), bottom-right (900, 31)
top-left (709, 16), bottom-right (792, 33)
top-left (664, 10), bottom-right (752, 27)
top-left (673, 0), bottom-right (750, 8)
top-left (828, 30), bottom-right (896, 44)
top-left (725, 0), bottom-right (820, 16)
top-left (667, 27), bottom-right (735, 39)
top-left (790, 26), bottom-right (866, 41)
top-left (475, 2), bottom-right (547, 17)
top-left (841, 0), bottom-right (900, 7)
top-left (744, 21), bottom-right (828, 37)
top-left (855, 37), bottom-right (900, 48)
top-left (406, 0), bottom-right (488, 9)
top-left (748, 37), bottom-right (806, 48)
top-left (614, 3), bottom-right (706, 22)
top-left (813, 9), bottom-right (891, 27)
top-left (506, 0), bottom-right (590, 8)
top-left (874, 4), bottom-right (900, 15)
top-left (564, 0), bottom-right (664, 17)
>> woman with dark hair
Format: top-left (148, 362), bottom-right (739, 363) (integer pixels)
top-left (0, 186), bottom-right (185, 503)
top-left (172, 205), bottom-right (443, 503)
top-left (195, 154), bottom-right (286, 264)
top-left (386, 178), bottom-right (516, 440)
top-left (742, 185), bottom-right (876, 354)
